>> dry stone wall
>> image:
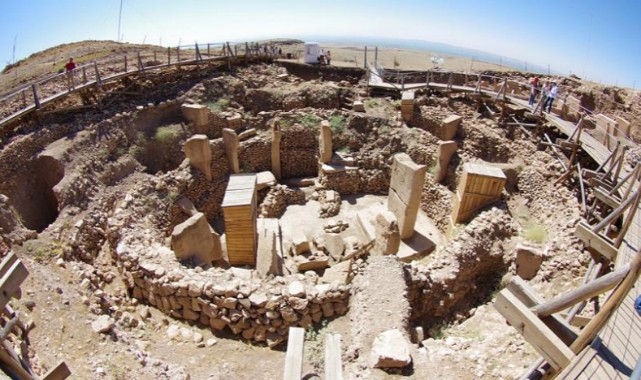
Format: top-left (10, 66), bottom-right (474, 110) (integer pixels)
top-left (406, 208), bottom-right (517, 329)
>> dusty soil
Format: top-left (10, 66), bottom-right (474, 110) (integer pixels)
top-left (0, 39), bottom-right (636, 380)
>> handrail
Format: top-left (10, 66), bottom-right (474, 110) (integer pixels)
top-left (365, 60), bottom-right (634, 143)
top-left (0, 40), bottom-right (277, 130)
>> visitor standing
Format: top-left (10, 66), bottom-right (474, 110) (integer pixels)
top-left (528, 77), bottom-right (539, 106)
top-left (65, 58), bottom-right (77, 90)
top-left (326, 50), bottom-right (331, 65)
top-left (544, 82), bottom-right (559, 113)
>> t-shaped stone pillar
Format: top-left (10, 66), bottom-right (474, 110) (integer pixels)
top-left (434, 140), bottom-right (457, 184)
top-left (183, 134), bottom-right (212, 181)
top-left (319, 120), bottom-right (333, 164)
top-left (222, 128), bottom-right (240, 174)
top-left (401, 91), bottom-right (415, 122)
top-left (387, 153), bottom-right (426, 239)
top-left (181, 104), bottom-right (209, 134)
top-left (271, 121), bottom-right (282, 180)
top-left (441, 115), bottom-right (462, 140)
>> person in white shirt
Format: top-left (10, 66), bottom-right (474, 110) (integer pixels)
top-left (543, 82), bottom-right (559, 113)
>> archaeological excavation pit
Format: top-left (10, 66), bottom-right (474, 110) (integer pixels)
top-left (1, 58), bottom-right (624, 378)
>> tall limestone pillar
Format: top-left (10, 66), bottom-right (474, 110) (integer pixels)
top-left (434, 140), bottom-right (457, 184)
top-left (183, 134), bottom-right (212, 180)
top-left (319, 120), bottom-right (333, 164)
top-left (387, 153), bottom-right (426, 239)
top-left (222, 128), bottom-right (240, 174)
top-left (271, 121), bottom-right (282, 180)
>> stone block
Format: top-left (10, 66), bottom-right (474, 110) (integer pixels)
top-left (183, 134), bottom-right (212, 180)
top-left (434, 140), bottom-right (457, 184)
top-left (321, 260), bottom-right (352, 285)
top-left (515, 244), bottom-right (544, 280)
top-left (238, 128), bottom-right (257, 140)
top-left (319, 120), bottom-right (333, 164)
top-left (171, 212), bottom-right (216, 264)
top-left (355, 211), bottom-right (376, 245)
top-left (226, 113), bottom-right (242, 130)
top-left (441, 114), bottom-right (462, 140)
top-left (295, 255), bottom-right (329, 271)
top-left (323, 233), bottom-right (345, 261)
top-left (256, 218), bottom-right (282, 278)
top-left (372, 210), bottom-right (400, 256)
top-left (370, 329), bottom-right (412, 368)
top-left (292, 230), bottom-right (310, 255)
top-left (256, 171), bottom-right (277, 191)
top-left (353, 100), bottom-right (365, 112)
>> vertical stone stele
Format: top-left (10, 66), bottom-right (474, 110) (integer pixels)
top-left (183, 134), bottom-right (212, 180)
top-left (387, 153), bottom-right (426, 239)
top-left (222, 128), bottom-right (240, 174)
top-left (319, 120), bottom-right (333, 164)
top-left (434, 140), bottom-right (457, 184)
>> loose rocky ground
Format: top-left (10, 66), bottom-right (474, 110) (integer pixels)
top-left (0, 40), bottom-right (636, 379)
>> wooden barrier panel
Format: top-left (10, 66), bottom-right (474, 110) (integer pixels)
top-left (222, 174), bottom-right (258, 266)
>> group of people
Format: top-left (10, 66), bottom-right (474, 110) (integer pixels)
top-left (318, 49), bottom-right (331, 65)
top-left (529, 76), bottom-right (559, 113)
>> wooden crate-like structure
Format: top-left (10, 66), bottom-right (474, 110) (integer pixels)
top-left (222, 174), bottom-right (257, 266)
top-left (452, 163), bottom-right (506, 223)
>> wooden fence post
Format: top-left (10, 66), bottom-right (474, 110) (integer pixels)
top-left (124, 56), bottom-right (128, 72)
top-left (82, 66), bottom-right (87, 83)
top-left (93, 62), bottom-right (101, 85)
top-left (167, 47), bottom-right (171, 65)
top-left (364, 46), bottom-right (368, 68)
top-left (32, 84), bottom-right (40, 109)
top-left (137, 52), bottom-right (145, 74)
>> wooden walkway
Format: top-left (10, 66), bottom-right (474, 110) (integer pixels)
top-left (368, 64), bottom-right (641, 379)
top-left (0, 42), bottom-right (273, 131)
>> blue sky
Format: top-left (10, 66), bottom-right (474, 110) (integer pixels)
top-left (1, 0), bottom-right (639, 87)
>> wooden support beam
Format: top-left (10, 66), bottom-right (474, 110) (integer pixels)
top-left (283, 327), bottom-right (305, 380)
top-left (324, 333), bottom-right (343, 380)
top-left (531, 263), bottom-right (630, 317)
top-left (570, 249), bottom-right (641, 353)
top-left (0, 253), bottom-right (29, 310)
top-left (0, 342), bottom-right (34, 380)
top-left (31, 84), bottom-right (40, 109)
top-left (494, 290), bottom-right (575, 370)
top-left (574, 222), bottom-right (617, 261)
top-left (577, 164), bottom-right (587, 215)
top-left (42, 361), bottom-right (71, 380)
top-left (614, 181), bottom-right (641, 247)
top-left (559, 313), bottom-right (592, 328)
top-left (593, 188), bottom-right (622, 209)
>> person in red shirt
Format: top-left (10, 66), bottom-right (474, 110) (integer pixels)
top-left (65, 58), bottom-right (76, 89)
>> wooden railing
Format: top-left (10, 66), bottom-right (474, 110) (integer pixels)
top-left (366, 61), bottom-right (635, 147)
top-left (0, 41), bottom-right (277, 130)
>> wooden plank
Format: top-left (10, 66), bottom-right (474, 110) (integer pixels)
top-left (593, 188), bottom-right (621, 209)
top-left (0, 259), bottom-right (29, 310)
top-left (324, 333), bottom-right (343, 380)
top-left (559, 313), bottom-right (592, 328)
top-left (556, 346), bottom-right (599, 379)
top-left (574, 222), bottom-right (618, 261)
top-left (284, 327), bottom-right (305, 380)
top-left (531, 263), bottom-right (630, 317)
top-left (494, 289), bottom-right (575, 370)
top-left (42, 361), bottom-right (71, 380)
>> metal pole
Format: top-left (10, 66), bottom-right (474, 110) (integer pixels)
top-left (117, 0), bottom-right (123, 42)
top-left (364, 46), bottom-right (367, 69)
top-left (374, 47), bottom-right (378, 66)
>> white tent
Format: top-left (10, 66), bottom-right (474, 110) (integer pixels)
top-left (303, 42), bottom-right (320, 64)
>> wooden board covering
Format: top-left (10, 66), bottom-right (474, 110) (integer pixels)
top-left (284, 327), bottom-right (305, 380)
top-left (222, 174), bottom-right (257, 266)
top-left (458, 163), bottom-right (506, 197)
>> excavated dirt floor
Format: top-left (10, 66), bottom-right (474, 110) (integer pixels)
top-left (1, 50), bottom-right (636, 379)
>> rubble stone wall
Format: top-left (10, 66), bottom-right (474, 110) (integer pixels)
top-left (405, 208), bottom-right (516, 330)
